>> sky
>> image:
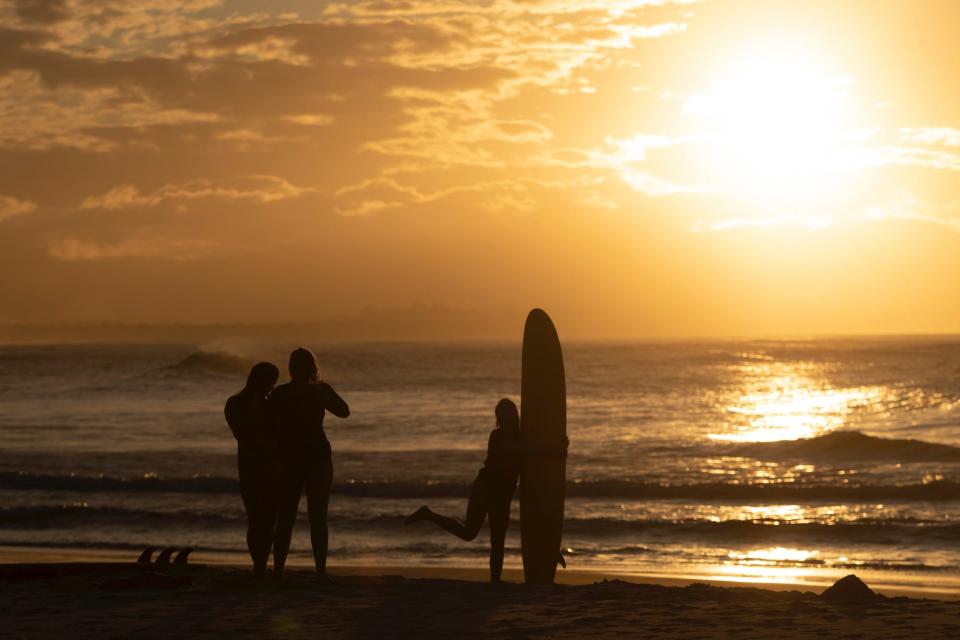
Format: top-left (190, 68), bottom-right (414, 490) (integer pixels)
top-left (1, 0), bottom-right (959, 338)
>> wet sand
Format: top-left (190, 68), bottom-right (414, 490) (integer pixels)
top-left (2, 548), bottom-right (957, 638)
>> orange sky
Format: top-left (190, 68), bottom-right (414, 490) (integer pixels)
top-left (1, 0), bottom-right (958, 338)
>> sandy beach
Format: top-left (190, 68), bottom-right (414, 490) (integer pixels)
top-left (2, 547), bottom-right (957, 639)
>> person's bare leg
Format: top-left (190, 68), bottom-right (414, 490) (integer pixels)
top-left (305, 457), bottom-right (334, 580)
top-left (404, 505), bottom-right (431, 525)
top-left (252, 480), bottom-right (277, 577)
top-left (249, 514), bottom-right (269, 577)
top-left (245, 509), bottom-right (264, 575)
top-left (238, 458), bottom-right (267, 576)
top-left (273, 470), bottom-right (302, 576)
top-left (487, 493), bottom-right (511, 583)
top-left (407, 477), bottom-right (487, 541)
top-left (422, 509), bottom-right (482, 540)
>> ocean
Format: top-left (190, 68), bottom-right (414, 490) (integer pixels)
top-left (1, 339), bottom-right (958, 593)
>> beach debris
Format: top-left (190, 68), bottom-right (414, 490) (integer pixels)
top-left (99, 572), bottom-right (192, 591)
top-left (821, 575), bottom-right (879, 603)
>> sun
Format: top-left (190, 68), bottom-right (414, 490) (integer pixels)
top-left (684, 45), bottom-right (856, 210)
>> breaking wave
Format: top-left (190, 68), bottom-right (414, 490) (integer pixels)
top-left (727, 430), bottom-right (960, 463)
top-left (2, 504), bottom-right (957, 548)
top-left (2, 471), bottom-right (958, 502)
top-left (151, 350), bottom-right (253, 379)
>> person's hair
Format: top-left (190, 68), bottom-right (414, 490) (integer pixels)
top-left (495, 398), bottom-right (519, 432)
top-left (242, 362), bottom-right (279, 396)
top-left (288, 347), bottom-right (319, 382)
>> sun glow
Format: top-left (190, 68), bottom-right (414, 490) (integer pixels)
top-left (685, 45), bottom-right (856, 208)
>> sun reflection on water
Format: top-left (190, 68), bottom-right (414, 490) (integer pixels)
top-left (728, 547), bottom-right (819, 564)
top-left (707, 547), bottom-right (828, 585)
top-left (709, 361), bottom-right (886, 442)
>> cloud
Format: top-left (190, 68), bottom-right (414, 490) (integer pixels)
top-left (869, 145), bottom-right (960, 172)
top-left (0, 69), bottom-right (220, 152)
top-left (47, 236), bottom-right (216, 261)
top-left (618, 169), bottom-right (695, 196)
top-left (899, 127), bottom-right (960, 147)
top-left (861, 197), bottom-right (960, 232)
top-left (556, 132), bottom-right (700, 196)
top-left (693, 215), bottom-right (833, 232)
top-left (5, 1), bottom-right (229, 52)
top-left (4, 0), bottom-right (951, 232)
top-left (79, 175), bottom-right (315, 210)
top-left (333, 171), bottom-right (615, 216)
top-left (0, 0), bottom-right (693, 167)
top-left (334, 175), bottom-right (500, 216)
top-left (283, 114), bottom-right (334, 126)
top-left (0, 194), bottom-right (36, 221)
top-left (697, 196), bottom-right (960, 235)
top-left (11, 0), bottom-right (70, 25)
top-left (334, 174), bottom-right (551, 216)
top-left (201, 20), bottom-right (455, 62)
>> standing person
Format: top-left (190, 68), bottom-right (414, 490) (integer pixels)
top-left (269, 347), bottom-right (350, 582)
top-left (224, 362), bottom-right (281, 577)
top-left (404, 398), bottom-right (522, 583)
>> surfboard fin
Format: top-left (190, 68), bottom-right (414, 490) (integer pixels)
top-left (155, 547), bottom-right (178, 563)
top-left (174, 548), bottom-right (194, 564)
top-left (137, 546), bottom-right (159, 563)
top-left (557, 551), bottom-right (567, 569)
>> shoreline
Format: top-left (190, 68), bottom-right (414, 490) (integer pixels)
top-left (4, 557), bottom-right (958, 639)
top-left (3, 544), bottom-right (957, 601)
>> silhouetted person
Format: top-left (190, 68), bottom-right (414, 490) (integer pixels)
top-left (405, 398), bottom-right (522, 583)
top-left (269, 347), bottom-right (350, 581)
top-left (224, 362), bottom-right (280, 577)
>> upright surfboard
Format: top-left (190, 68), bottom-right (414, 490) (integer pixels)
top-left (520, 308), bottom-right (566, 584)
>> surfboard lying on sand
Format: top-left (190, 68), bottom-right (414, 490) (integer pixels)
top-left (519, 308), bottom-right (567, 585)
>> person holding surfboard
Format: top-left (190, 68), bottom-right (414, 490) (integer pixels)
top-left (406, 398), bottom-right (565, 583)
top-left (224, 361), bottom-right (281, 578)
top-left (268, 348), bottom-right (350, 582)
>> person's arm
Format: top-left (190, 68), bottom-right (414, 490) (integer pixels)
top-left (499, 432), bottom-right (524, 456)
top-left (486, 431), bottom-right (496, 458)
top-left (224, 396), bottom-right (251, 442)
top-left (317, 381), bottom-right (350, 418)
top-left (262, 392), bottom-right (278, 434)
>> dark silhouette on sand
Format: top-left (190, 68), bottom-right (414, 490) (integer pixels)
top-left (405, 399), bottom-right (522, 582)
top-left (268, 348), bottom-right (350, 581)
top-left (224, 362), bottom-right (280, 577)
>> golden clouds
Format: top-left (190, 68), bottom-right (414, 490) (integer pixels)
top-left (0, 195), bottom-right (36, 221)
top-left (47, 236), bottom-right (215, 261)
top-left (1, 0), bottom-right (959, 334)
top-left (79, 176), bottom-right (314, 211)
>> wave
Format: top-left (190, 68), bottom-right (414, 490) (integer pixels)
top-left (0, 471), bottom-right (239, 494)
top-left (0, 539), bottom-right (239, 554)
top-left (3, 505), bottom-right (958, 548)
top-left (728, 430), bottom-right (960, 463)
top-left (150, 350), bottom-right (252, 379)
top-left (0, 538), bottom-right (951, 574)
top-left (562, 479), bottom-right (960, 501)
top-left (558, 518), bottom-right (960, 545)
top-left (0, 504), bottom-right (239, 528)
top-left (335, 479), bottom-right (960, 502)
top-left (2, 470), bottom-right (959, 502)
